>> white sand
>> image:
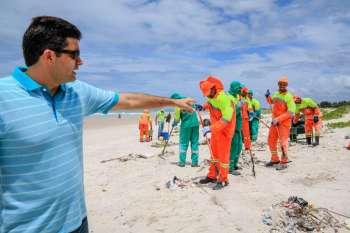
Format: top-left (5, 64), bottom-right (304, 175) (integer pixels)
top-left (83, 113), bottom-right (350, 233)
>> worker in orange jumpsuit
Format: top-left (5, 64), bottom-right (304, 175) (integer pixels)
top-left (240, 87), bottom-right (253, 151)
top-left (293, 96), bottom-right (322, 146)
top-left (139, 109), bottom-right (152, 142)
top-left (265, 76), bottom-right (296, 170)
top-left (199, 76), bottom-right (236, 190)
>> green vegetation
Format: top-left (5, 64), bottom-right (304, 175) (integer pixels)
top-left (322, 105), bottom-right (350, 120)
top-left (327, 120), bottom-right (350, 129)
top-left (319, 100), bottom-right (350, 108)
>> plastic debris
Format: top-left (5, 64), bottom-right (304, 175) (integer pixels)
top-left (165, 176), bottom-right (200, 190)
top-left (165, 176), bottom-right (178, 189)
top-left (262, 196), bottom-right (349, 232)
top-left (100, 153), bottom-right (148, 163)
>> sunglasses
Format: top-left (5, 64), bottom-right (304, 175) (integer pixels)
top-left (55, 49), bottom-right (80, 60)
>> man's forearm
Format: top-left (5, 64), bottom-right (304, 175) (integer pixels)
top-left (113, 93), bottom-right (177, 110)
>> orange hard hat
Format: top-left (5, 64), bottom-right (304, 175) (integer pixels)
top-left (207, 75), bottom-right (224, 91)
top-left (241, 87), bottom-right (249, 93)
top-left (199, 80), bottom-right (215, 97)
top-left (278, 76), bottom-right (288, 84)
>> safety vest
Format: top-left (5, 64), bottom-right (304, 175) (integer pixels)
top-left (156, 111), bottom-right (165, 122)
top-left (206, 91), bottom-right (236, 134)
top-left (269, 91), bottom-right (296, 124)
top-left (139, 114), bottom-right (151, 125)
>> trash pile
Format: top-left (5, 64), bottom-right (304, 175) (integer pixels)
top-left (262, 196), bottom-right (350, 232)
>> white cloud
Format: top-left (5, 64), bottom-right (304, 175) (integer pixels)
top-left (1, 0), bottom-right (350, 103)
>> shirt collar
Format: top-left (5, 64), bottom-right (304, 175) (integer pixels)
top-left (12, 66), bottom-right (66, 92)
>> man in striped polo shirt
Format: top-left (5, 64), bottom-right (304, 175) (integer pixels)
top-left (0, 16), bottom-right (194, 233)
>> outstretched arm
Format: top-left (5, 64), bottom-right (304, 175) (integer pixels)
top-left (113, 93), bottom-right (195, 112)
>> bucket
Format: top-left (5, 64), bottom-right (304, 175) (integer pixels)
top-left (161, 132), bottom-right (169, 140)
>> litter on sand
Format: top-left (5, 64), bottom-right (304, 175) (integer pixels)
top-left (100, 153), bottom-right (148, 163)
top-left (262, 196), bottom-right (350, 232)
top-left (165, 176), bottom-right (201, 190)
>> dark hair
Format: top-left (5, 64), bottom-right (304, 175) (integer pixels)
top-left (22, 16), bottom-right (82, 66)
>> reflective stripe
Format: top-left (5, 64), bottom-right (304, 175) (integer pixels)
top-left (220, 162), bottom-right (229, 168)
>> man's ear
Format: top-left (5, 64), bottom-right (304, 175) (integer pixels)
top-left (41, 49), bottom-right (57, 65)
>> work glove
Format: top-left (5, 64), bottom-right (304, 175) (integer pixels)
top-left (271, 119), bottom-right (279, 126)
top-left (172, 121), bottom-right (179, 127)
top-left (265, 89), bottom-right (270, 98)
top-left (202, 126), bottom-right (211, 137)
top-left (193, 104), bottom-right (203, 111)
top-left (203, 118), bottom-right (211, 127)
top-left (313, 115), bottom-right (319, 123)
top-left (249, 112), bottom-right (256, 121)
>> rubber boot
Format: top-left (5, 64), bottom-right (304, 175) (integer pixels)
top-left (313, 136), bottom-right (319, 146)
top-left (212, 181), bottom-right (229, 190)
top-left (199, 176), bottom-right (217, 184)
top-left (265, 161), bottom-right (280, 167)
top-left (306, 136), bottom-right (312, 145)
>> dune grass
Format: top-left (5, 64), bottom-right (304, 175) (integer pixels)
top-left (322, 105), bottom-right (350, 120)
top-left (327, 120), bottom-right (350, 129)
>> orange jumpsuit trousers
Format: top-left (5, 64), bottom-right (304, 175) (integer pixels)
top-left (302, 108), bottom-right (322, 137)
top-left (268, 124), bottom-right (290, 163)
top-left (139, 123), bottom-right (149, 142)
top-left (206, 106), bottom-right (236, 183)
top-left (267, 97), bottom-right (292, 164)
top-left (241, 102), bottom-right (251, 150)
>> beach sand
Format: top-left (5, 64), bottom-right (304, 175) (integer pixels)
top-left (83, 113), bottom-right (350, 233)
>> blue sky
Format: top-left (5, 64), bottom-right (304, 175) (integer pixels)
top-left (1, 0), bottom-right (350, 105)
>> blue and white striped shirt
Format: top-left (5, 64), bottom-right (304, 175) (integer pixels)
top-left (0, 67), bottom-right (119, 233)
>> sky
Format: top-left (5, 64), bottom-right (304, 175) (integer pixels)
top-left (1, 0), bottom-right (350, 105)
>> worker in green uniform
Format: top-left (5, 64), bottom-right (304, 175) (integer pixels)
top-left (155, 109), bottom-right (166, 139)
top-left (228, 81), bottom-right (243, 175)
top-left (248, 89), bottom-right (261, 142)
top-left (171, 93), bottom-right (200, 167)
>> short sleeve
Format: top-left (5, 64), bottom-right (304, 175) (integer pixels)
top-left (71, 81), bottom-right (119, 116)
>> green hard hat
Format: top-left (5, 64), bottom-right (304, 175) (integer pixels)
top-left (229, 81), bottom-right (242, 95)
top-left (170, 93), bottom-right (185, 99)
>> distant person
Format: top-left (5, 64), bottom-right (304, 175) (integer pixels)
top-left (0, 16), bottom-right (194, 233)
top-left (265, 76), bottom-right (296, 170)
top-left (240, 87), bottom-right (253, 152)
top-left (155, 109), bottom-right (166, 139)
top-left (138, 109), bottom-right (153, 142)
top-left (199, 76), bottom-right (236, 190)
top-left (247, 89), bottom-right (261, 142)
top-left (171, 93), bottom-right (200, 167)
top-left (166, 112), bottom-right (172, 132)
top-left (293, 96), bottom-right (322, 146)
